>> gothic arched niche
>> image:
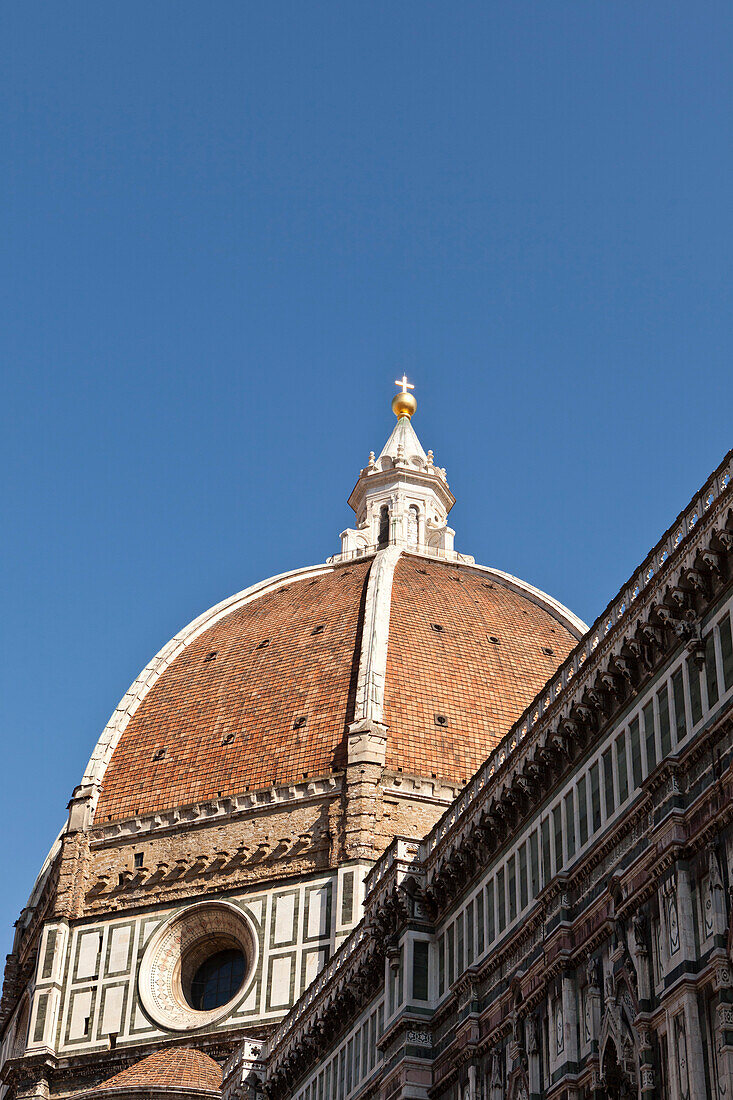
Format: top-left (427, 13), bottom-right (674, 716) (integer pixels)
top-left (599, 976), bottom-right (638, 1099)
top-left (507, 1067), bottom-right (529, 1100)
top-left (601, 1039), bottom-right (634, 1099)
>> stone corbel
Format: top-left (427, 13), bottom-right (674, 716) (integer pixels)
top-left (700, 548), bottom-right (723, 577)
top-left (611, 654), bottom-right (635, 688)
top-left (714, 527), bottom-right (733, 554)
top-left (637, 620), bottom-right (663, 652)
top-left (683, 566), bottom-right (708, 595)
top-left (599, 669), bottom-right (623, 701)
top-left (572, 700), bottom-right (597, 732)
top-left (623, 636), bottom-right (652, 673)
top-left (682, 621), bottom-right (707, 669)
top-left (652, 604), bottom-right (678, 629)
top-left (585, 684), bottom-right (609, 718)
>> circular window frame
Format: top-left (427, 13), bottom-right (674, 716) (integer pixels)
top-left (138, 901), bottom-right (257, 1031)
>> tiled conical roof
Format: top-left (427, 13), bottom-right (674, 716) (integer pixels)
top-left (95, 1047), bottom-right (221, 1094)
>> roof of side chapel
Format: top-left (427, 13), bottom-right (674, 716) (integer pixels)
top-left (93, 1048), bottom-right (222, 1095)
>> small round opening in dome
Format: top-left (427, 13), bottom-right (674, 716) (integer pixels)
top-left (188, 948), bottom-right (245, 1012)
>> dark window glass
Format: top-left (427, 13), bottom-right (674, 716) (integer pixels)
top-left (353, 1033), bottom-right (360, 1085)
top-left (447, 924), bottom-right (455, 987)
top-left (630, 718), bottom-right (643, 789)
top-left (615, 733), bottom-right (629, 804)
top-left (388, 956), bottom-right (397, 1014)
top-left (643, 700), bottom-right (657, 773)
top-left (720, 614), bottom-right (733, 692)
top-left (519, 842), bottom-right (528, 910)
top-left (553, 805), bottom-right (563, 872)
top-left (476, 891), bottom-right (485, 955)
top-left (456, 912), bottom-right (464, 972)
top-left (706, 633), bottom-right (719, 708)
top-left (346, 1039), bottom-right (353, 1095)
top-left (658, 686), bottom-right (672, 757)
top-left (189, 949), bottom-right (245, 1011)
top-left (590, 763), bottom-right (601, 832)
top-left (486, 879), bottom-right (495, 944)
top-left (688, 658), bottom-right (703, 725)
top-left (529, 830), bottom-right (540, 898)
top-left (438, 934), bottom-right (445, 996)
top-left (541, 818), bottom-right (552, 887)
top-left (602, 748), bottom-right (615, 817)
top-left (508, 855), bottom-right (517, 922)
top-left (497, 868), bottom-right (506, 933)
top-left (466, 901), bottom-right (474, 965)
top-left (397, 947), bottom-right (404, 1005)
top-left (578, 777), bottom-right (588, 846)
top-left (672, 669), bottom-right (686, 744)
top-left (564, 790), bottom-right (576, 860)
top-left (338, 1049), bottom-right (345, 1099)
top-left (413, 941), bottom-right (429, 1001)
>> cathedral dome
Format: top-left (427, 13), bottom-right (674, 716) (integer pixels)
top-left (87, 552), bottom-right (582, 825)
top-left (82, 384), bottom-right (586, 828)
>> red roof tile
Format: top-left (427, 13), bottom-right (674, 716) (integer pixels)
top-left (383, 556), bottom-right (576, 781)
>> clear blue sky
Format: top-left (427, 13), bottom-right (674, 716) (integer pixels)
top-left (2, 3), bottom-right (732, 957)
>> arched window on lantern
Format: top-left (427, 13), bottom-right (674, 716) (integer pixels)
top-left (378, 504), bottom-right (390, 547)
top-left (407, 505), bottom-right (419, 547)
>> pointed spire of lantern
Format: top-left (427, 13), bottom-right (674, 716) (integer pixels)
top-left (335, 381), bottom-right (473, 564)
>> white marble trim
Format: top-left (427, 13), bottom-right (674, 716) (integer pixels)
top-left (353, 546), bottom-right (402, 725)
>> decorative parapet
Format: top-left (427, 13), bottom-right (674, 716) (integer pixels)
top-left (328, 539), bottom-right (474, 566)
top-left (363, 837), bottom-right (422, 906)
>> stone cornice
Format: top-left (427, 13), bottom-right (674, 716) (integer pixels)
top-left (89, 775), bottom-right (342, 847)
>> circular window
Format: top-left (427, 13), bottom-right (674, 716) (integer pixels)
top-left (189, 948), bottom-right (245, 1011)
top-left (138, 902), bottom-right (257, 1031)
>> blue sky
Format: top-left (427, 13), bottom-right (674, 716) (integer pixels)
top-left (2, 3), bottom-right (732, 956)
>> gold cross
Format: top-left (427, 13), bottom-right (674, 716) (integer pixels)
top-left (394, 374), bottom-right (415, 394)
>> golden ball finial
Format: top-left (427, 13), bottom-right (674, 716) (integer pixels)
top-left (392, 375), bottom-right (417, 419)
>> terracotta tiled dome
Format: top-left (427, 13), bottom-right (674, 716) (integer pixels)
top-left (91, 1047), bottom-right (221, 1095)
top-left (91, 552), bottom-right (581, 824)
